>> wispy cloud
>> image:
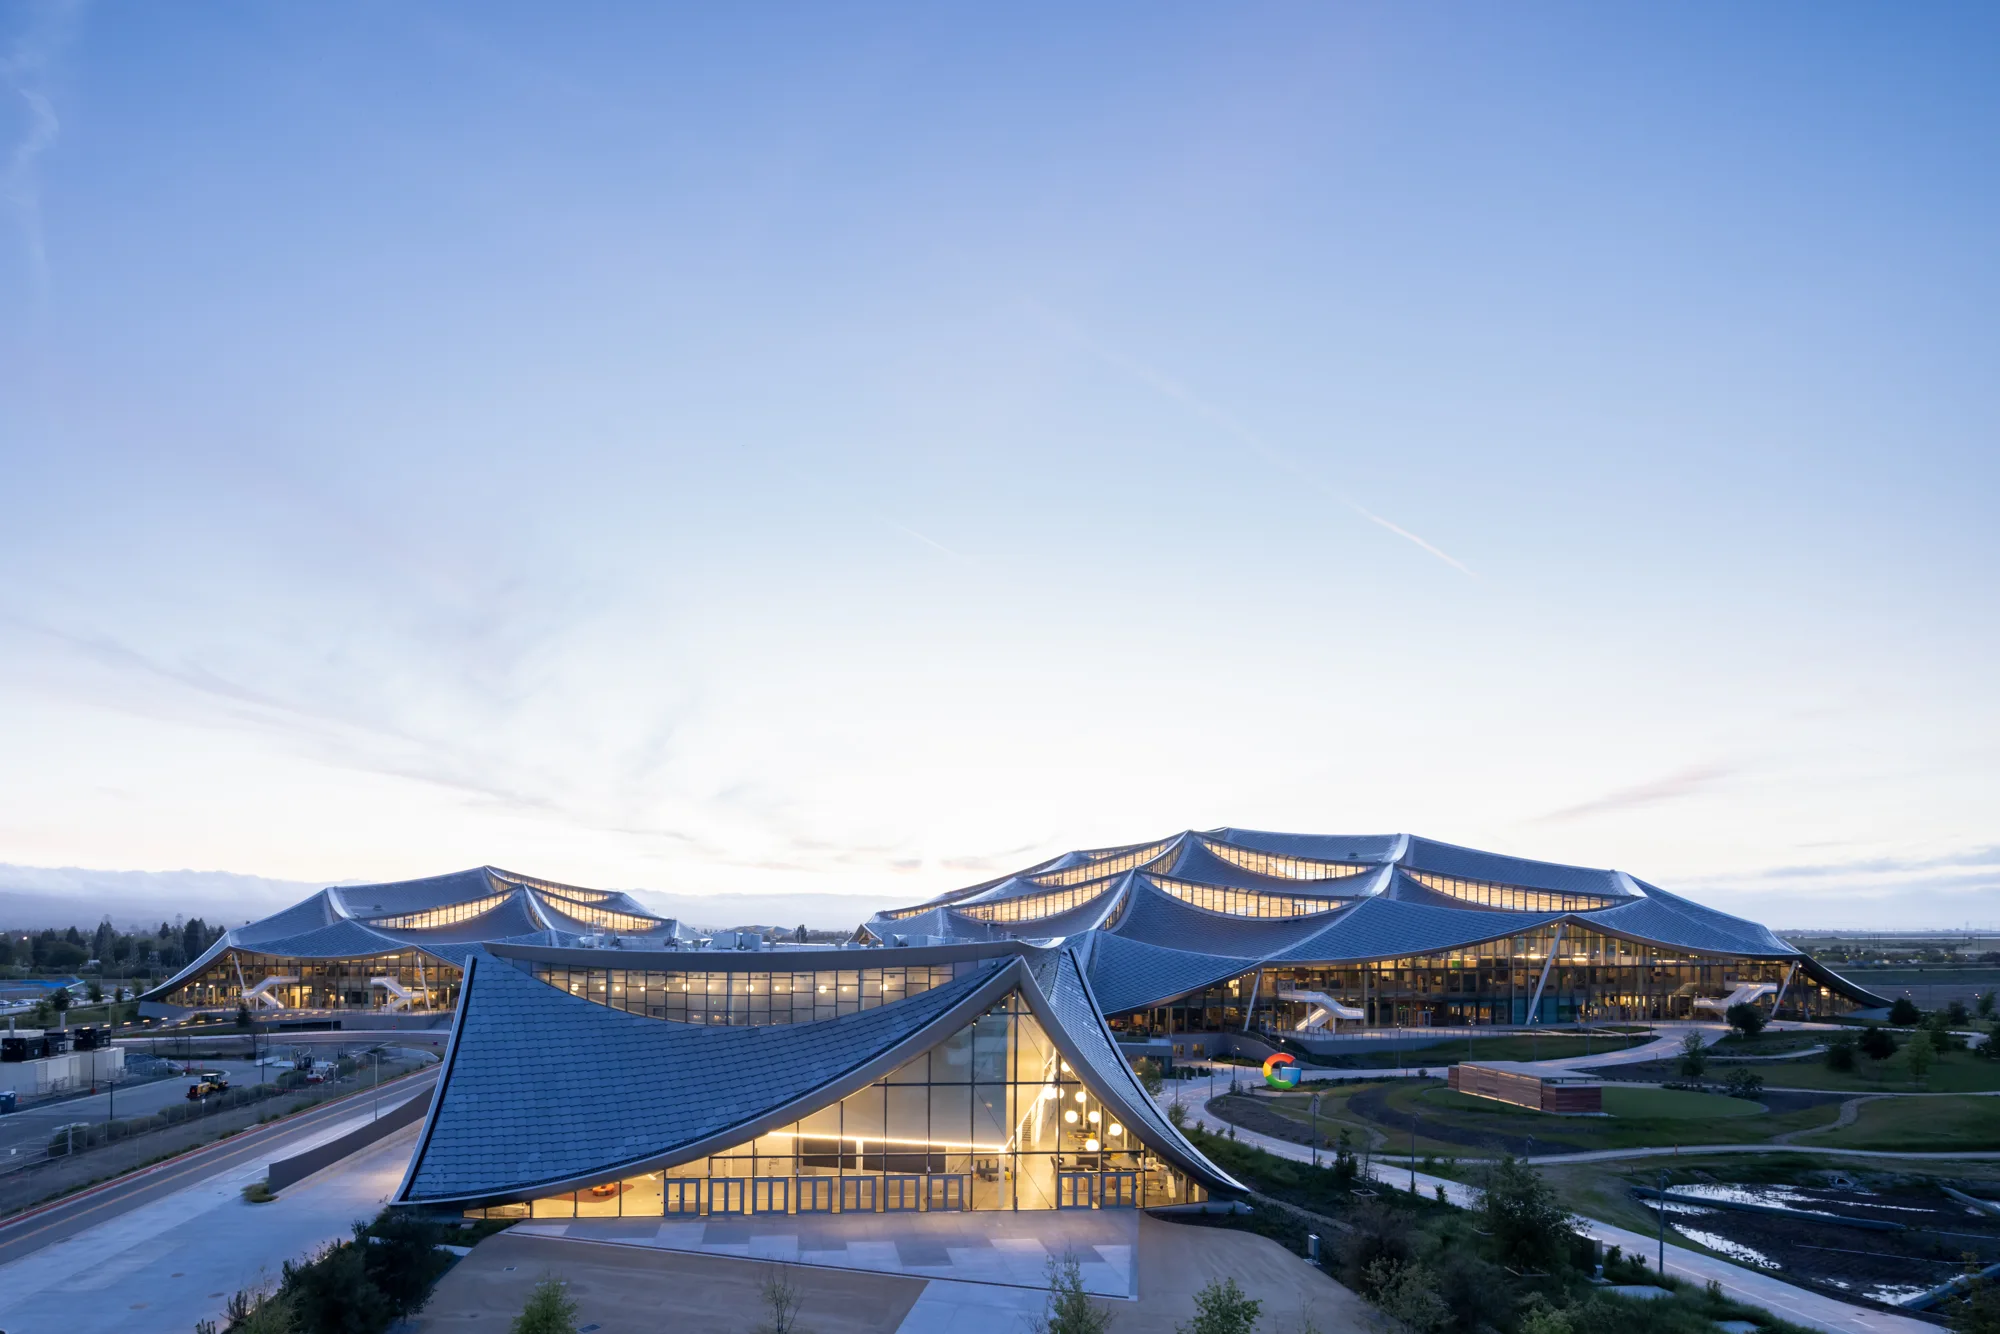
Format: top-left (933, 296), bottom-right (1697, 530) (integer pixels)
top-left (1537, 764), bottom-right (1734, 822)
top-left (0, 0), bottom-right (83, 293)
top-left (1028, 302), bottom-right (1477, 578)
top-left (885, 520), bottom-right (970, 562)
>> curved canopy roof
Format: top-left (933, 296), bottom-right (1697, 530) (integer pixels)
top-left (141, 866), bottom-right (691, 1004)
top-left (866, 828), bottom-right (1888, 1012)
top-left (396, 943), bottom-right (1242, 1206)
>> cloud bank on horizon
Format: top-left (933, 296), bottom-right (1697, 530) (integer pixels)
top-left (0, 6), bottom-right (1994, 929)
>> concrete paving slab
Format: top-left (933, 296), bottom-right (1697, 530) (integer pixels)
top-left (0, 1121), bottom-right (418, 1334)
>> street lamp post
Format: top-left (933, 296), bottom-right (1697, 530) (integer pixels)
top-left (1657, 1169), bottom-right (1669, 1275)
top-left (1311, 1093), bottom-right (1321, 1168)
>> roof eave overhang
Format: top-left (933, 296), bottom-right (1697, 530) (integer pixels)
top-left (397, 956), bottom-right (1027, 1208)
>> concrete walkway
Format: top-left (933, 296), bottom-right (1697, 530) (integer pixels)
top-left (0, 1118), bottom-right (419, 1333)
top-left (519, 1207), bottom-right (1139, 1297)
top-left (1160, 1084), bottom-right (1934, 1334)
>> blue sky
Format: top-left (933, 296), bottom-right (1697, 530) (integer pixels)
top-left (1, 3), bottom-right (1995, 927)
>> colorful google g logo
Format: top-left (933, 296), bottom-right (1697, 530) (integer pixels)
top-left (1262, 1052), bottom-right (1300, 1090)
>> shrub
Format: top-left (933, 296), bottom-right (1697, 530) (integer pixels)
top-left (1824, 1033), bottom-right (1857, 1072)
top-left (1722, 1068), bottom-right (1765, 1101)
top-left (1178, 1276), bottom-right (1262, 1334)
top-left (1029, 1254), bottom-right (1109, 1334)
top-left (1947, 1000), bottom-right (1971, 1026)
top-left (364, 1214), bottom-right (450, 1316)
top-left (242, 1180), bottom-right (276, 1204)
top-left (1889, 998), bottom-right (1923, 1027)
top-left (283, 1238), bottom-right (394, 1334)
top-left (1340, 1200), bottom-right (1418, 1288)
top-left (1134, 1057), bottom-right (1165, 1096)
top-left (1476, 1155), bottom-right (1577, 1272)
top-left (1979, 992), bottom-right (1996, 1020)
top-left (511, 1277), bottom-right (578, 1334)
top-left (1723, 1003), bottom-right (1766, 1038)
top-left (1950, 1272), bottom-right (2000, 1334)
top-left (1366, 1260), bottom-right (1448, 1334)
top-left (1859, 1024), bottom-right (1898, 1062)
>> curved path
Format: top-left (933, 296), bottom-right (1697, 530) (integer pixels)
top-left (1159, 1081), bottom-right (1935, 1334)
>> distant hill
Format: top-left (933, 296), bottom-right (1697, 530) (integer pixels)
top-left (0, 864), bottom-right (325, 931)
top-left (0, 864), bottom-right (888, 935)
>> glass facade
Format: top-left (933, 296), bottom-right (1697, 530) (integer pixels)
top-left (1113, 927), bottom-right (1856, 1034)
top-left (465, 990), bottom-right (1202, 1218)
top-left (364, 894), bottom-right (510, 930)
top-left (1029, 839), bottom-right (1178, 887)
top-left (1200, 842), bottom-right (1372, 882)
top-left (535, 895), bottom-right (664, 933)
top-left (1406, 871), bottom-right (1622, 914)
top-left (1151, 875), bottom-right (1349, 919)
top-left (958, 880), bottom-right (1115, 924)
top-left (531, 961), bottom-right (973, 1025)
top-left (159, 949), bottom-right (460, 1013)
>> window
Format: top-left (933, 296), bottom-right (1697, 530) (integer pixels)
top-left (957, 879), bottom-right (1117, 924)
top-left (1201, 840), bottom-right (1373, 882)
top-left (1151, 876), bottom-right (1349, 919)
top-left (364, 893), bottom-right (511, 930)
top-left (1406, 871), bottom-right (1620, 913)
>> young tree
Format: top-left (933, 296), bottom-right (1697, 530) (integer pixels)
top-left (1478, 1156), bottom-right (1577, 1272)
top-left (1724, 1003), bottom-right (1767, 1038)
top-left (50, 987), bottom-right (71, 1029)
top-left (1859, 1024), bottom-right (1899, 1062)
top-left (1950, 1272), bottom-right (2000, 1334)
top-left (1978, 992), bottom-right (1996, 1021)
top-left (511, 1278), bottom-right (578, 1334)
top-left (1889, 997), bottom-right (1923, 1027)
top-left (758, 1265), bottom-right (805, 1334)
top-left (1133, 1057), bottom-right (1165, 1096)
top-left (1905, 1031), bottom-right (1936, 1086)
top-left (1677, 1031), bottom-right (1708, 1081)
top-left (1178, 1276), bottom-right (1262, 1334)
top-left (1947, 1000), bottom-right (1971, 1027)
top-left (1031, 1253), bottom-right (1111, 1334)
top-left (86, 981), bottom-right (103, 1004)
top-left (1824, 1033), bottom-right (1858, 1072)
top-left (1364, 1260), bottom-right (1447, 1334)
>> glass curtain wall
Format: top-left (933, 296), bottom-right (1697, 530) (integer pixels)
top-left (162, 949), bottom-right (460, 1012)
top-left (469, 991), bottom-right (1202, 1218)
top-left (531, 962), bottom-right (968, 1025)
top-left (1114, 929), bottom-right (1855, 1034)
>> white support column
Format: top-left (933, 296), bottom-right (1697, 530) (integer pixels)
top-left (1524, 922), bottom-right (1567, 1026)
top-left (1240, 969), bottom-right (1263, 1033)
top-left (1771, 961), bottom-right (1798, 1017)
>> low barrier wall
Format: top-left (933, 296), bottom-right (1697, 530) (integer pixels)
top-left (268, 1088), bottom-right (432, 1193)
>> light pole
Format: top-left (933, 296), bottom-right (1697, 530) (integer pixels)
top-left (1311, 1092), bottom-right (1321, 1168)
top-left (1657, 1169), bottom-right (1669, 1275)
top-left (372, 1050), bottom-right (380, 1122)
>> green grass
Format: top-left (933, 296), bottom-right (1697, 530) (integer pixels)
top-left (1601, 1086), bottom-right (1765, 1119)
top-left (1306, 1032), bottom-right (1650, 1068)
top-left (1814, 1093), bottom-right (2000, 1150)
top-left (1253, 1079), bottom-right (1834, 1156)
top-left (1745, 1048), bottom-right (2000, 1093)
top-left (1710, 1032), bottom-right (1821, 1056)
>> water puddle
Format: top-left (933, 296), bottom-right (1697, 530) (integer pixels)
top-left (1671, 1224), bottom-right (1780, 1270)
top-left (1868, 1284), bottom-right (1932, 1305)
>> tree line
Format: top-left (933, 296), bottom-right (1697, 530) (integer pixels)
top-left (0, 918), bottom-right (230, 977)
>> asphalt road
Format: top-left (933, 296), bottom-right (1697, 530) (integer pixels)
top-left (0, 1058), bottom-right (268, 1160)
top-left (0, 1064), bottom-right (437, 1267)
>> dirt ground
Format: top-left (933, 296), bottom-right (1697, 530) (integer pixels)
top-left (414, 1214), bottom-right (1385, 1333)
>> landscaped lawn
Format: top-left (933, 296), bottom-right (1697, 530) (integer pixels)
top-left (1815, 1093), bottom-right (2000, 1151)
top-left (1239, 1078), bottom-right (1839, 1157)
top-left (1600, 1085), bottom-right (1765, 1119)
top-left (1745, 1049), bottom-right (2000, 1094)
top-left (1303, 1031), bottom-right (1650, 1068)
top-left (1710, 1031), bottom-right (1823, 1056)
